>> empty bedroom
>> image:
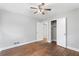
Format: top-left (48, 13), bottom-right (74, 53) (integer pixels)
top-left (0, 3), bottom-right (79, 56)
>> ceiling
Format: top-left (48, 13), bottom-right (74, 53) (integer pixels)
top-left (0, 3), bottom-right (79, 21)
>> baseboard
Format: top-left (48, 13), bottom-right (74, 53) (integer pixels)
top-left (67, 46), bottom-right (79, 52)
top-left (2, 40), bottom-right (79, 52)
top-left (47, 38), bottom-right (51, 43)
top-left (0, 39), bottom-right (41, 51)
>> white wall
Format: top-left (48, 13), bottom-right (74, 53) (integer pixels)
top-left (0, 9), bottom-right (37, 49)
top-left (53, 8), bottom-right (79, 51)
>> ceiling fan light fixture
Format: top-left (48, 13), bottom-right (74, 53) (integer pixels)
top-left (30, 3), bottom-right (51, 15)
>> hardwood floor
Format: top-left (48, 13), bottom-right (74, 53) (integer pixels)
top-left (0, 41), bottom-right (79, 56)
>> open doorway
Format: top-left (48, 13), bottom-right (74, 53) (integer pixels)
top-left (51, 20), bottom-right (57, 44)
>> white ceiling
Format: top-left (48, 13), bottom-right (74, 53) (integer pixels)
top-left (0, 3), bottom-right (79, 20)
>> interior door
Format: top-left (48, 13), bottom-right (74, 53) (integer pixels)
top-left (37, 22), bottom-right (43, 40)
top-left (43, 23), bottom-right (48, 39)
top-left (57, 17), bottom-right (66, 48)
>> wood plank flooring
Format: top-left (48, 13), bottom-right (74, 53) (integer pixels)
top-left (0, 41), bottom-right (79, 56)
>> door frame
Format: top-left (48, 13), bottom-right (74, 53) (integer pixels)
top-left (51, 20), bottom-right (57, 42)
top-left (48, 17), bottom-right (67, 48)
top-left (48, 19), bottom-right (56, 42)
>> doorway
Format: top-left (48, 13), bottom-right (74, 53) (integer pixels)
top-left (51, 20), bottom-right (57, 44)
top-left (50, 17), bottom-right (66, 48)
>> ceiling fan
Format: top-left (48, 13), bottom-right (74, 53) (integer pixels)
top-left (30, 3), bottom-right (51, 15)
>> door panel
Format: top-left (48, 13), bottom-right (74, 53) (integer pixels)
top-left (37, 22), bottom-right (48, 41)
top-left (43, 23), bottom-right (48, 39)
top-left (57, 17), bottom-right (66, 48)
top-left (37, 22), bottom-right (43, 40)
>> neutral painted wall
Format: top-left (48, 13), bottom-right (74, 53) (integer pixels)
top-left (0, 9), bottom-right (37, 49)
top-left (53, 8), bottom-right (79, 51)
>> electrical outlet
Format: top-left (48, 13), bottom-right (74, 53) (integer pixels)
top-left (14, 41), bottom-right (20, 45)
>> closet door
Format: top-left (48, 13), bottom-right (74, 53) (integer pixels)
top-left (57, 17), bottom-right (66, 48)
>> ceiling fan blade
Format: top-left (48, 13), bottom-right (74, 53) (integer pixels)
top-left (30, 7), bottom-right (37, 9)
top-left (44, 9), bottom-right (51, 11)
top-left (34, 11), bottom-right (38, 14)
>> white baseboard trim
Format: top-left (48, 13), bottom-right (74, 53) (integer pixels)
top-left (0, 39), bottom-right (41, 51)
top-left (48, 40), bottom-right (51, 43)
top-left (67, 46), bottom-right (79, 52)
